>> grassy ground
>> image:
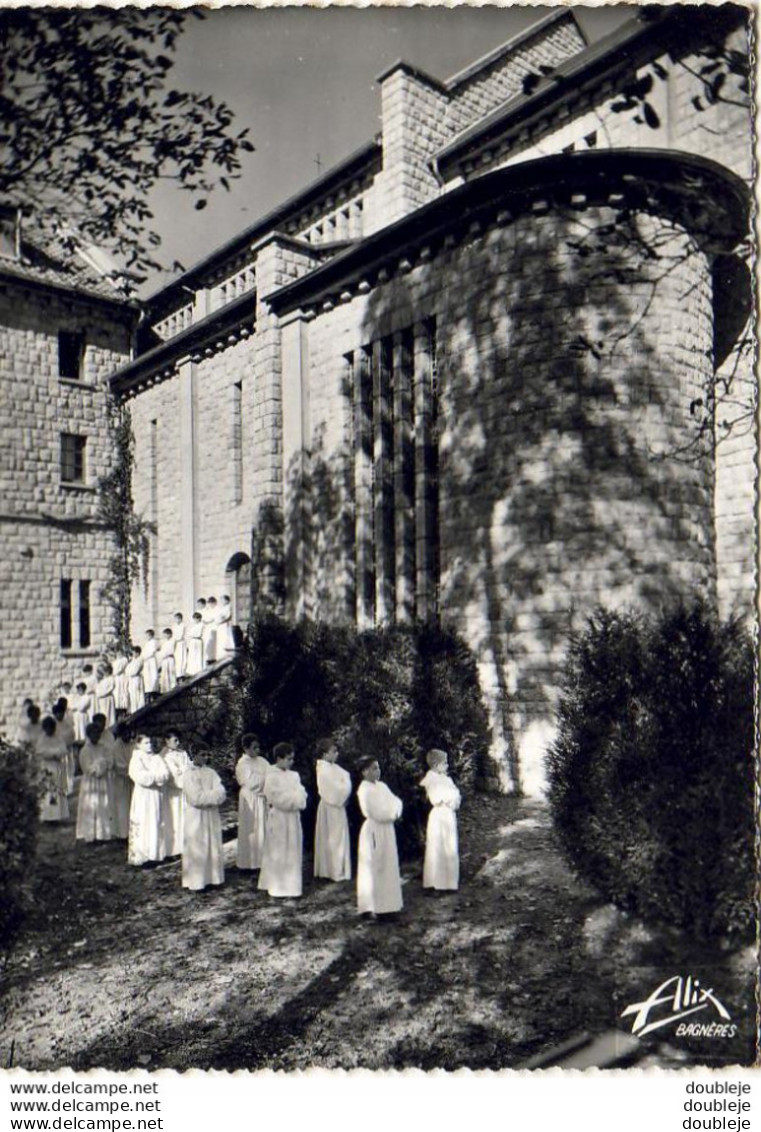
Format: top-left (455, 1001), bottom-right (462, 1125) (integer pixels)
top-left (1, 791), bottom-right (756, 1071)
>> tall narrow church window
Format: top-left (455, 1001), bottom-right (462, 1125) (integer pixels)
top-left (349, 321), bottom-right (440, 628)
top-left (149, 419), bottom-right (159, 628)
top-left (78, 580), bottom-right (91, 648)
top-left (353, 346), bottom-right (375, 627)
top-left (60, 580), bottom-right (73, 649)
top-left (149, 420), bottom-right (158, 522)
top-left (58, 330), bottom-right (85, 380)
top-left (412, 317), bottom-right (441, 622)
top-left (426, 317), bottom-right (441, 618)
top-left (60, 433), bottom-right (86, 484)
top-left (232, 381), bottom-right (243, 504)
top-left (343, 351), bottom-right (357, 619)
top-left (374, 336), bottom-right (395, 622)
top-left (394, 327), bottom-right (415, 622)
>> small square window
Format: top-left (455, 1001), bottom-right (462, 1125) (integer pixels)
top-left (58, 330), bottom-right (85, 380)
top-left (61, 433), bottom-right (87, 484)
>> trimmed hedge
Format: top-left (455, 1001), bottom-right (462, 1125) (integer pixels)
top-left (215, 616), bottom-right (491, 857)
top-left (0, 739), bottom-right (39, 949)
top-left (547, 602), bottom-right (756, 940)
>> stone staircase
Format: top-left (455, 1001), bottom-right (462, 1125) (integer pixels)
top-left (124, 655), bottom-right (238, 744)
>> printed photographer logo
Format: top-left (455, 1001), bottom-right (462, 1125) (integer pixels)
top-left (621, 975), bottom-right (737, 1039)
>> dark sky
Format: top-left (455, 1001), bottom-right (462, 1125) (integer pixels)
top-left (147, 4), bottom-right (634, 292)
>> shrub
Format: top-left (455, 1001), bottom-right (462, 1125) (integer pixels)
top-left (0, 739), bottom-right (39, 948)
top-left (215, 616), bottom-right (491, 857)
top-left (547, 601), bottom-right (756, 940)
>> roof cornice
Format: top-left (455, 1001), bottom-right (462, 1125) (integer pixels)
top-left (267, 149), bottom-right (749, 318)
top-left (110, 286), bottom-right (256, 398)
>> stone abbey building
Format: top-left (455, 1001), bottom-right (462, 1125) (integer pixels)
top-left (1, 6), bottom-right (755, 790)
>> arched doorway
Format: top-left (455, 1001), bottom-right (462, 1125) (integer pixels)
top-left (225, 552), bottom-right (252, 632)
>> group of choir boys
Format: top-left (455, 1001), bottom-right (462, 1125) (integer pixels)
top-left (121, 596), bottom-right (237, 711)
top-left (14, 695), bottom-right (462, 914)
top-left (44, 597), bottom-right (237, 739)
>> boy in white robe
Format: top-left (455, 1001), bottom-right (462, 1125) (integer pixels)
top-left (314, 738), bottom-right (352, 881)
top-left (112, 656), bottom-right (130, 716)
top-left (160, 733), bottom-right (192, 856)
top-left (420, 749), bottom-right (461, 892)
top-left (15, 698), bottom-right (33, 740)
top-left (258, 742), bottom-right (308, 898)
top-left (235, 734), bottom-right (269, 870)
top-left (356, 758), bottom-right (403, 916)
top-left (72, 683), bottom-right (92, 743)
top-left (217, 595), bottom-right (234, 653)
top-left (181, 748), bottom-right (226, 891)
top-left (158, 629), bottom-right (177, 694)
top-left (91, 712), bottom-right (112, 752)
top-left (36, 716), bottom-right (70, 823)
top-left (203, 597), bottom-right (218, 664)
top-left (81, 664), bottom-right (97, 695)
top-left (125, 647), bottom-right (145, 715)
top-left (95, 664), bottom-right (116, 727)
top-left (142, 631), bottom-right (159, 699)
top-left (16, 702), bottom-right (41, 748)
top-left (172, 613), bottom-right (187, 680)
top-left (128, 734), bottom-right (170, 865)
top-left (52, 700), bottom-right (76, 794)
top-left (186, 613), bottom-right (204, 677)
top-left (76, 722), bottom-right (117, 842)
top-left (110, 724), bottom-right (133, 839)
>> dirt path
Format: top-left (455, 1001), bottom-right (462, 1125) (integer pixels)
top-left (1, 792), bottom-right (755, 1070)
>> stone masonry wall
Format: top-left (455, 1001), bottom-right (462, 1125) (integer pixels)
top-left (444, 14), bottom-right (586, 135)
top-left (298, 196), bottom-right (718, 794)
top-left (127, 336), bottom-right (261, 638)
top-left (451, 24), bottom-right (755, 625)
top-left (372, 12), bottom-right (585, 230)
top-left (126, 238), bottom-right (320, 642)
top-left (194, 335), bottom-right (258, 600)
top-left (668, 25), bottom-right (756, 622)
top-left (126, 658), bottom-right (236, 752)
top-left (0, 280), bottom-right (132, 733)
top-left (128, 373), bottom-right (182, 637)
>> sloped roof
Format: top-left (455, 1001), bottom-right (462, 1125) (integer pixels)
top-left (0, 218), bottom-right (136, 309)
top-left (433, 5), bottom-right (748, 177)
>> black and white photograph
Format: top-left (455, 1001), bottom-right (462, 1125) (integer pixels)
top-left (0, 0), bottom-right (757, 1082)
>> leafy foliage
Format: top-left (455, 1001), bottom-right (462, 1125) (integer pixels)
top-left (0, 739), bottom-right (39, 949)
top-left (97, 399), bottom-right (154, 652)
top-left (215, 616), bottom-right (491, 857)
top-left (0, 8), bottom-right (254, 284)
top-left (547, 602), bottom-right (756, 940)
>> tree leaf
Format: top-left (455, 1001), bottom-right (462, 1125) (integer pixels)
top-left (643, 102), bottom-right (660, 130)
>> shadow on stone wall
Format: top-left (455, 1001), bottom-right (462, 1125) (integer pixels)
top-left (349, 205), bottom-right (716, 789)
top-left (270, 175), bottom-right (743, 791)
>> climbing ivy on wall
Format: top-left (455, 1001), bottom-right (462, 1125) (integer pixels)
top-left (97, 398), bottom-right (154, 651)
